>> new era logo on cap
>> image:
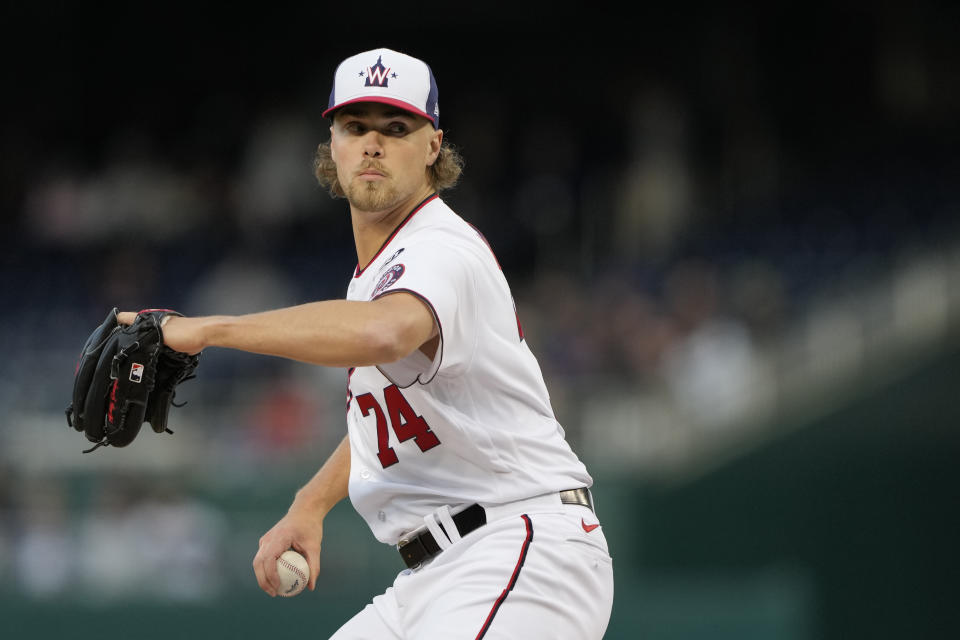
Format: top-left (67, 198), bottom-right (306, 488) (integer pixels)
top-left (323, 48), bottom-right (440, 129)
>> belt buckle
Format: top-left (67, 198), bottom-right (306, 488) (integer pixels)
top-left (560, 487), bottom-right (594, 511)
top-left (397, 536), bottom-right (424, 570)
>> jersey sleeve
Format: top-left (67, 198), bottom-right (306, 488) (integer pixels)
top-left (371, 241), bottom-right (477, 387)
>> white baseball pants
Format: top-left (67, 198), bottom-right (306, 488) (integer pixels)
top-left (330, 493), bottom-right (614, 639)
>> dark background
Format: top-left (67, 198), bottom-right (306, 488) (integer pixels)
top-left (3, 3), bottom-right (958, 328)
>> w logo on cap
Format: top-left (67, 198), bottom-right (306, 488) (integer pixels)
top-left (364, 56), bottom-right (393, 87)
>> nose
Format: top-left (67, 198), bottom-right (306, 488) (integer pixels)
top-left (362, 131), bottom-right (383, 158)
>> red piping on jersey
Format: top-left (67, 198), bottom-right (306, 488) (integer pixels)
top-left (354, 193), bottom-right (439, 278)
top-left (345, 367), bottom-right (356, 413)
top-left (466, 222), bottom-right (503, 270)
top-left (466, 222), bottom-right (524, 341)
top-left (475, 515), bottom-right (534, 640)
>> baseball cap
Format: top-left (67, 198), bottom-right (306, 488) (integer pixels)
top-left (323, 48), bottom-right (440, 129)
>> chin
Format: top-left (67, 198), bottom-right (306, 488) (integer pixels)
top-left (348, 182), bottom-right (401, 212)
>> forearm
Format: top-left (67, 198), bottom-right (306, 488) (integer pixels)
top-left (120, 293), bottom-right (434, 367)
top-left (289, 435), bottom-right (351, 519)
top-left (253, 435), bottom-right (350, 595)
top-left (200, 300), bottom-right (411, 367)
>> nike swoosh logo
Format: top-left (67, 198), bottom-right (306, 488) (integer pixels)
top-left (581, 518), bottom-right (600, 533)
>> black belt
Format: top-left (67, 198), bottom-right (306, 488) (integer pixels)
top-left (397, 488), bottom-right (594, 569)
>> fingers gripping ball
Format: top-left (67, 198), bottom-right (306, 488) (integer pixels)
top-left (276, 550), bottom-right (310, 597)
top-left (65, 308), bottom-right (200, 453)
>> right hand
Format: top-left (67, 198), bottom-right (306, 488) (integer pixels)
top-left (253, 507), bottom-right (324, 596)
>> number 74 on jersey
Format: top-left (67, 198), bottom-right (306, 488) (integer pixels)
top-left (349, 381), bottom-right (440, 468)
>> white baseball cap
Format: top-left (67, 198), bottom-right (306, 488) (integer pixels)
top-left (323, 47), bottom-right (440, 129)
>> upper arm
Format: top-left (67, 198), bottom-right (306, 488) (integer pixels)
top-left (369, 291), bottom-right (438, 362)
top-left (365, 239), bottom-right (479, 379)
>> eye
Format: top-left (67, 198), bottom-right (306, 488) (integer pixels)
top-left (343, 121), bottom-right (366, 134)
top-left (384, 122), bottom-right (409, 136)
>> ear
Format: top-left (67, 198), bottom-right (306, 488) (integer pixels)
top-left (426, 128), bottom-right (443, 167)
top-left (328, 126), bottom-right (336, 162)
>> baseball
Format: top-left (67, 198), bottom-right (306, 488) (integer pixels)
top-left (276, 549), bottom-right (310, 597)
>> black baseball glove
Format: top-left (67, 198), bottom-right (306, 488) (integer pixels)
top-left (66, 308), bottom-right (200, 453)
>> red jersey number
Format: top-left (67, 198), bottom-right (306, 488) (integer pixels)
top-left (354, 385), bottom-right (441, 468)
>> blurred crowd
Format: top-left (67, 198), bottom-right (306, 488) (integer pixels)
top-left (0, 471), bottom-right (230, 602)
top-left (2, 95), bottom-right (954, 426)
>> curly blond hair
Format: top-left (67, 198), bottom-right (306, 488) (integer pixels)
top-left (313, 140), bottom-right (464, 198)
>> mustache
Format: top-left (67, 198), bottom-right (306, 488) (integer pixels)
top-left (358, 160), bottom-right (388, 175)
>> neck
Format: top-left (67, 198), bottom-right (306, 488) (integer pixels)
top-left (351, 185), bottom-right (435, 270)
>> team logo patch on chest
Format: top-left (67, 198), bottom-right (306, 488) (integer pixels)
top-left (371, 264), bottom-right (405, 298)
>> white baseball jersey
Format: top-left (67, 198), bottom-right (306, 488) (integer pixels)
top-left (344, 194), bottom-right (592, 544)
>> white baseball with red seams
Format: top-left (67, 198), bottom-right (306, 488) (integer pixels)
top-left (276, 550), bottom-right (309, 597)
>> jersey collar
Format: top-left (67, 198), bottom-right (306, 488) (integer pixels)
top-left (354, 192), bottom-right (439, 278)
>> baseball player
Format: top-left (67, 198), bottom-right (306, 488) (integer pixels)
top-left (122, 47), bottom-right (613, 638)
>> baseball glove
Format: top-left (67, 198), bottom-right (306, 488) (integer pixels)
top-left (66, 308), bottom-right (200, 453)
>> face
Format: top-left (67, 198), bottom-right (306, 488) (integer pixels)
top-left (330, 103), bottom-right (442, 214)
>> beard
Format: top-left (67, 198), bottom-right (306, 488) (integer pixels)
top-left (343, 176), bottom-right (402, 213)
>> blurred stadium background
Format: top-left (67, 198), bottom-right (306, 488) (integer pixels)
top-left (1, 3), bottom-right (958, 638)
